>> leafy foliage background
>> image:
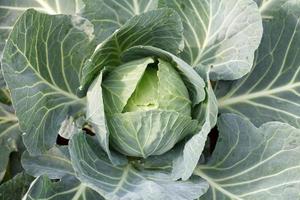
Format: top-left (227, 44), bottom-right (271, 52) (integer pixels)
top-left (0, 0), bottom-right (299, 200)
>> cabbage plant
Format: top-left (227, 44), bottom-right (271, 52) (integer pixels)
top-left (0, 0), bottom-right (300, 200)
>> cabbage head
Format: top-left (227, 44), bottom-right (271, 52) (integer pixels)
top-left (100, 57), bottom-right (199, 158)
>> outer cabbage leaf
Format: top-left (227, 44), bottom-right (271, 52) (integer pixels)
top-left (22, 146), bottom-right (74, 179)
top-left (195, 114), bottom-right (300, 200)
top-left (0, 90), bottom-right (20, 182)
top-left (216, 2), bottom-right (300, 128)
top-left (80, 8), bottom-right (184, 91)
top-left (2, 9), bottom-right (94, 155)
top-left (81, 0), bottom-right (158, 42)
top-left (0, 0), bottom-right (84, 55)
top-left (0, 172), bottom-right (33, 200)
top-left (255, 0), bottom-right (292, 15)
top-left (69, 133), bottom-right (209, 200)
top-left (23, 175), bottom-right (104, 200)
top-left (0, 0), bottom-right (84, 87)
top-left (159, 0), bottom-right (263, 80)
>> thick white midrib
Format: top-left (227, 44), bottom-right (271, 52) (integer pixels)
top-left (34, 0), bottom-right (57, 14)
top-left (219, 165), bottom-right (300, 187)
top-left (218, 82), bottom-right (300, 108)
top-left (0, 5), bottom-right (45, 12)
top-left (195, 169), bottom-right (243, 200)
top-left (55, 0), bottom-right (62, 13)
top-left (259, 0), bottom-right (274, 13)
top-left (111, 165), bottom-right (130, 195)
top-left (71, 184), bottom-right (86, 200)
top-left (0, 123), bottom-right (19, 138)
top-left (144, 0), bottom-right (154, 12)
top-left (0, 26), bottom-right (13, 30)
top-left (239, 180), bottom-right (300, 197)
top-left (132, 0), bottom-right (140, 15)
top-left (0, 114), bottom-right (18, 122)
top-left (22, 177), bottom-right (39, 200)
top-left (75, 0), bottom-right (80, 13)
